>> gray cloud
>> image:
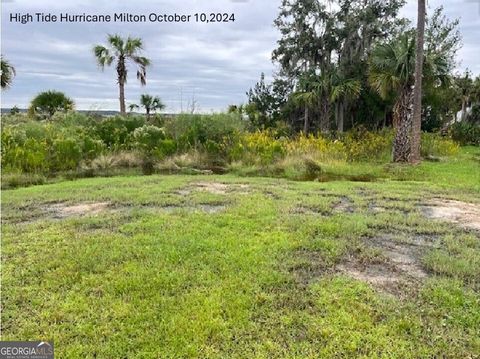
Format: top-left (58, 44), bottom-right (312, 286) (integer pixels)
top-left (1, 0), bottom-right (478, 111)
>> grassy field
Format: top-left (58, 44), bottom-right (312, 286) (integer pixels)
top-left (1, 148), bottom-right (480, 358)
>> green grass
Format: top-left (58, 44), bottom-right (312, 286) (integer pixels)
top-left (1, 150), bottom-right (480, 358)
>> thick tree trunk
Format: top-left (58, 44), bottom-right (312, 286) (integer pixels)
top-left (410, 0), bottom-right (426, 163)
top-left (320, 96), bottom-right (330, 132)
top-left (303, 106), bottom-right (309, 134)
top-left (146, 108), bottom-right (151, 119)
top-left (393, 89), bottom-right (413, 163)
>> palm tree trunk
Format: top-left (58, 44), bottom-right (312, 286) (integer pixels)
top-left (119, 81), bottom-right (126, 115)
top-left (334, 102), bottom-right (339, 131)
top-left (393, 89), bottom-right (412, 162)
top-left (337, 102), bottom-right (344, 132)
top-left (304, 106), bottom-right (309, 134)
top-left (410, 0), bottom-right (426, 163)
top-left (117, 56), bottom-right (126, 115)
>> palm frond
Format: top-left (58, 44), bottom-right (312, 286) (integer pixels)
top-left (108, 34), bottom-right (125, 53)
top-left (93, 45), bottom-right (114, 69)
top-left (125, 37), bottom-right (143, 56)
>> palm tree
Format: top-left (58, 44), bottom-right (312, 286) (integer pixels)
top-left (93, 34), bottom-right (151, 115)
top-left (291, 73), bottom-right (332, 133)
top-left (410, 0), bottom-right (426, 163)
top-left (139, 94), bottom-right (165, 118)
top-left (1, 56), bottom-right (16, 89)
top-left (330, 73), bottom-right (362, 132)
top-left (29, 90), bottom-right (75, 117)
top-left (291, 90), bottom-right (318, 134)
top-left (369, 34), bottom-right (417, 162)
top-left (128, 103), bottom-right (140, 113)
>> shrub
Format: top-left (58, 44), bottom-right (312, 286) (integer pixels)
top-left (29, 90), bottom-right (75, 118)
top-left (421, 133), bottom-right (460, 157)
top-left (49, 138), bottom-right (83, 171)
top-left (342, 128), bottom-right (392, 162)
top-left (164, 113), bottom-right (245, 156)
top-left (132, 125), bottom-right (167, 155)
top-left (450, 122), bottom-right (480, 146)
top-left (286, 133), bottom-right (348, 162)
top-left (467, 104), bottom-right (480, 125)
top-left (230, 131), bottom-right (286, 165)
top-left (95, 116), bottom-right (145, 149)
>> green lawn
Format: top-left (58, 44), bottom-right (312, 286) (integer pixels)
top-left (1, 150), bottom-right (480, 358)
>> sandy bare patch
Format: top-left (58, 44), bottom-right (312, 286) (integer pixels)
top-left (191, 182), bottom-right (250, 195)
top-left (337, 262), bottom-right (402, 289)
top-left (48, 202), bottom-right (110, 219)
top-left (421, 199), bottom-right (480, 231)
top-left (193, 182), bottom-right (229, 194)
top-left (335, 234), bottom-right (432, 296)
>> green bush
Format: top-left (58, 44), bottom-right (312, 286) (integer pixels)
top-left (95, 116), bottom-right (145, 149)
top-left (450, 122), bottom-right (480, 146)
top-left (49, 138), bottom-right (83, 171)
top-left (230, 131), bottom-right (286, 165)
top-left (133, 125), bottom-right (166, 154)
top-left (164, 113), bottom-right (245, 156)
top-left (421, 133), bottom-right (460, 157)
top-left (342, 128), bottom-right (392, 162)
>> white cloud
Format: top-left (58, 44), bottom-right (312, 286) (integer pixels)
top-left (1, 0), bottom-right (479, 111)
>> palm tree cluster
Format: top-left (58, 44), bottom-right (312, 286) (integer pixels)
top-left (246, 0), bottom-right (464, 163)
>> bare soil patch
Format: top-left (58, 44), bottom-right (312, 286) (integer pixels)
top-left (146, 203), bottom-right (227, 214)
top-left (187, 182), bottom-right (250, 195)
top-left (291, 233), bottom-right (434, 296)
top-left (48, 202), bottom-right (110, 219)
top-left (337, 234), bottom-right (431, 295)
top-left (421, 199), bottom-right (480, 231)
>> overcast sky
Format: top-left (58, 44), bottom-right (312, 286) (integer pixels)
top-left (1, 0), bottom-right (479, 112)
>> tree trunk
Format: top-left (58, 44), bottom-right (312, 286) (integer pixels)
top-left (337, 102), bottom-right (344, 132)
top-left (117, 56), bottom-right (126, 115)
top-left (461, 100), bottom-right (466, 122)
top-left (303, 106), bottom-right (309, 134)
top-left (119, 81), bottom-right (126, 115)
top-left (334, 102), bottom-right (339, 131)
top-left (320, 96), bottom-right (330, 132)
top-left (393, 89), bottom-right (413, 163)
top-left (146, 108), bottom-right (151, 119)
top-left (410, 0), bottom-right (426, 163)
